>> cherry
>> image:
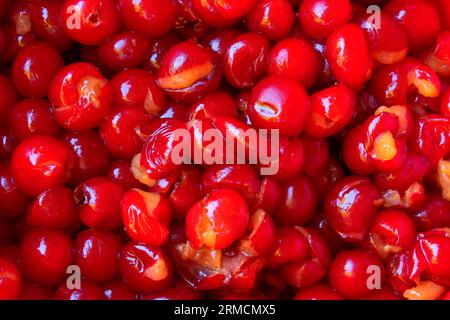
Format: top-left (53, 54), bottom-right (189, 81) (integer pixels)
top-left (118, 0), bottom-right (177, 37)
top-left (121, 189), bottom-right (172, 247)
top-left (294, 285), bottom-right (344, 300)
top-left (325, 23), bottom-right (373, 90)
top-left (298, 0), bottom-right (352, 40)
top-left (110, 68), bottom-right (167, 116)
top-left (142, 32), bottom-right (181, 74)
top-left (329, 250), bottom-right (385, 299)
top-left (188, 91), bottom-right (238, 120)
top-left (246, 0), bottom-right (295, 41)
top-left (20, 283), bottom-right (53, 300)
top-left (157, 41), bottom-right (222, 102)
top-left (186, 189), bottom-right (249, 249)
top-left (248, 76), bottom-right (310, 136)
top-left (74, 229), bottom-right (122, 283)
top-left (0, 162), bottom-right (29, 219)
top-left (239, 209), bottom-right (277, 257)
top-left (384, 0), bottom-right (441, 52)
top-left (302, 135), bottom-right (329, 177)
top-left (119, 242), bottom-right (173, 294)
top-left (0, 129), bottom-right (16, 161)
top-left (27, 187), bottom-right (79, 230)
top-left (12, 42), bottom-right (64, 98)
top-left (325, 176), bottom-right (383, 242)
top-left (0, 22), bottom-right (36, 64)
top-left (61, 0), bottom-right (121, 46)
top-left (0, 258), bottom-right (21, 300)
top-left (107, 160), bottom-right (145, 191)
top-left (53, 280), bottom-right (104, 300)
top-left (102, 280), bottom-right (137, 300)
top-left (20, 229), bottom-right (73, 287)
top-left (97, 31), bottom-right (151, 71)
top-left (143, 279), bottom-right (202, 300)
top-left (304, 84), bottom-right (356, 137)
top-left (267, 38), bottom-right (321, 89)
top-left (413, 193), bottom-right (450, 231)
top-left (191, 0), bottom-right (257, 28)
top-left (11, 135), bottom-right (74, 196)
top-left (0, 76), bottom-right (18, 126)
top-left (8, 98), bottom-right (61, 141)
top-left (49, 62), bottom-right (112, 132)
top-left (62, 130), bottom-right (110, 185)
top-left (201, 29), bottom-right (241, 62)
top-left (75, 177), bottom-right (124, 231)
top-left (223, 33), bottom-right (270, 89)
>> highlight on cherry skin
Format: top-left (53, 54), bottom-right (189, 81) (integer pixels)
top-left (1, 0), bottom-right (450, 303)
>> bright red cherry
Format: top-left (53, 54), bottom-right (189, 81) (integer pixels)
top-left (325, 176), bottom-right (383, 242)
top-left (97, 31), bottom-right (151, 71)
top-left (0, 257), bottom-right (21, 300)
top-left (0, 162), bottom-right (29, 219)
top-left (53, 280), bottom-right (104, 300)
top-left (75, 177), bottom-right (124, 231)
top-left (27, 187), bottom-right (79, 230)
top-left (20, 229), bottom-right (73, 287)
top-left (191, 0), bottom-right (257, 27)
top-left (325, 23), bottom-right (373, 90)
top-left (248, 76), bottom-right (310, 136)
top-left (74, 229), bottom-right (122, 283)
top-left (157, 41), bottom-right (222, 102)
top-left (61, 0), bottom-right (121, 46)
top-left (298, 0), bottom-right (352, 40)
top-left (142, 32), bottom-right (181, 73)
top-left (0, 129), bottom-right (16, 161)
top-left (49, 62), bottom-right (112, 131)
top-left (267, 38), bottom-right (321, 89)
top-left (223, 33), bottom-right (270, 89)
top-left (12, 42), bottom-right (64, 98)
top-left (102, 280), bottom-right (137, 300)
top-left (119, 242), bottom-right (173, 294)
top-left (201, 28), bottom-right (241, 62)
top-left (8, 98), bottom-right (61, 141)
top-left (62, 130), bottom-right (110, 185)
top-left (118, 0), bottom-right (177, 37)
top-left (107, 160), bottom-right (145, 190)
top-left (11, 135), bottom-right (74, 196)
top-left (121, 189), bottom-right (172, 247)
top-left (329, 250), bottom-right (385, 299)
top-left (186, 189), bottom-right (249, 249)
top-left (246, 0), bottom-right (295, 41)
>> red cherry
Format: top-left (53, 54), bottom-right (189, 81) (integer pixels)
top-left (0, 257), bottom-right (21, 300)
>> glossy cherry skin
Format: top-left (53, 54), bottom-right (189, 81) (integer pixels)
top-left (157, 41), bottom-right (222, 102)
top-left (186, 189), bottom-right (249, 249)
top-left (248, 76), bottom-right (310, 136)
top-left (20, 229), bottom-right (73, 287)
top-left (239, 209), bottom-right (277, 257)
top-left (27, 187), bottom-right (78, 230)
top-left (275, 175), bottom-right (317, 226)
top-left (53, 280), bottom-right (104, 300)
top-left (325, 176), bottom-right (383, 242)
top-left (74, 229), bottom-right (122, 282)
top-left (267, 38), bottom-right (321, 89)
top-left (110, 68), bottom-right (167, 116)
top-left (12, 42), bottom-right (64, 98)
top-left (413, 193), bottom-right (450, 231)
top-left (142, 32), bottom-right (181, 74)
top-left (366, 210), bottom-right (417, 259)
top-left (139, 119), bottom-right (187, 180)
top-left (75, 177), bottom-right (124, 231)
top-left (102, 280), bottom-right (137, 300)
top-left (223, 33), bottom-right (270, 89)
top-left (294, 285), bottom-right (344, 300)
top-left (119, 242), bottom-right (173, 294)
top-left (100, 105), bottom-right (152, 160)
top-left (108, 160), bottom-right (145, 191)
top-left (0, 257), bottom-right (21, 300)
top-left (326, 23), bottom-right (373, 90)
top-left (0, 163), bottom-right (29, 219)
top-left (201, 29), bottom-right (241, 62)
top-left (61, 0), bottom-right (121, 46)
top-left (118, 0), bottom-right (177, 37)
top-left (201, 164), bottom-right (260, 203)
top-left (121, 189), bottom-right (172, 247)
top-left (0, 76), bottom-right (18, 125)
top-left (329, 250), bottom-right (385, 299)
top-left (384, 0), bottom-right (441, 52)
top-left (62, 130), bottom-right (110, 185)
top-left (8, 98), bottom-right (60, 141)
top-left (0, 22), bottom-right (36, 64)
top-left (97, 31), bottom-right (151, 71)
top-left (246, 0), bottom-right (295, 41)
top-left (191, 0), bottom-right (257, 27)
top-left (188, 91), bottom-right (237, 120)
top-left (11, 135), bottom-right (74, 196)
top-left (304, 84), bottom-right (356, 137)
top-left (49, 62), bottom-right (112, 131)
top-left (298, 0), bottom-right (352, 40)
top-left (0, 129), bottom-right (16, 161)
top-left (29, 0), bottom-right (73, 51)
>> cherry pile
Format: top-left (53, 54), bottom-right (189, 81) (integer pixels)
top-left (0, 0), bottom-right (450, 301)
